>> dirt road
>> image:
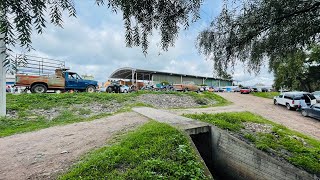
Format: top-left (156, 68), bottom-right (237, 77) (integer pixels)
top-left (0, 112), bottom-right (148, 180)
top-left (173, 93), bottom-right (320, 140)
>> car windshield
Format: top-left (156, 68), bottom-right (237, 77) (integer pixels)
top-left (242, 87), bottom-right (249, 89)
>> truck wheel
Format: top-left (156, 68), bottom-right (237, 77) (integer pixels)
top-left (286, 103), bottom-right (292, 110)
top-left (274, 100), bottom-right (278, 105)
top-left (86, 85), bottom-right (95, 93)
top-left (31, 84), bottom-right (47, 93)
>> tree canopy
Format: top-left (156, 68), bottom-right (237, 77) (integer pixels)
top-left (197, 0), bottom-right (320, 75)
top-left (274, 45), bottom-right (320, 92)
top-left (0, 0), bottom-right (202, 56)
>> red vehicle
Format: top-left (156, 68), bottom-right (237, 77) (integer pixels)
top-left (240, 87), bottom-right (251, 94)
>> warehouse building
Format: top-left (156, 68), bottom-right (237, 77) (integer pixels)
top-left (109, 67), bottom-right (232, 87)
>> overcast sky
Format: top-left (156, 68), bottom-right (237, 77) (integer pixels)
top-left (15, 0), bottom-right (274, 86)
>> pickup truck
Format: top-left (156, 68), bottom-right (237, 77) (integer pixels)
top-left (16, 69), bottom-right (98, 93)
top-left (273, 92), bottom-right (317, 110)
top-left (173, 82), bottom-right (200, 92)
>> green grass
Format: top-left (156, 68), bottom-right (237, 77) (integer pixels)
top-left (185, 112), bottom-right (320, 175)
top-left (186, 91), bottom-right (231, 107)
top-left (1, 91), bottom-right (229, 137)
top-left (59, 121), bottom-right (209, 180)
top-left (252, 92), bottom-right (280, 99)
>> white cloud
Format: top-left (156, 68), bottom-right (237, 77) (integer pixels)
top-left (13, 1), bottom-right (274, 86)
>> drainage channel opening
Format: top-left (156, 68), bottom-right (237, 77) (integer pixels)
top-left (190, 132), bottom-right (213, 171)
top-left (190, 131), bottom-right (234, 180)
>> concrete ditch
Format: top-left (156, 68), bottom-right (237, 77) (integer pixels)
top-left (133, 107), bottom-right (318, 180)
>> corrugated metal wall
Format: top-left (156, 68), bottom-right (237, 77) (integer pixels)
top-left (152, 74), bottom-right (232, 86)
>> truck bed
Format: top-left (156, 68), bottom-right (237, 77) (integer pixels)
top-left (16, 74), bottom-right (65, 89)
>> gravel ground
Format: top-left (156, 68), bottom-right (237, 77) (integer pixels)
top-left (0, 112), bottom-right (148, 180)
top-left (136, 94), bottom-right (212, 108)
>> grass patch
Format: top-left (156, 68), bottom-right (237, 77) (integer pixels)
top-left (185, 112), bottom-right (320, 175)
top-left (185, 91), bottom-right (231, 107)
top-left (2, 91), bottom-right (229, 137)
top-left (252, 92), bottom-right (280, 99)
top-left (59, 121), bottom-right (209, 179)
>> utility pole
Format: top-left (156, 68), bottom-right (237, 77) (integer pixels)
top-left (0, 32), bottom-right (6, 116)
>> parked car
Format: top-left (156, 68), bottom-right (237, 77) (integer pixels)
top-left (199, 86), bottom-right (209, 92)
top-left (233, 87), bottom-right (240, 92)
top-left (251, 88), bottom-right (258, 92)
top-left (6, 85), bottom-right (12, 93)
top-left (172, 82), bottom-right (200, 92)
top-left (273, 92), bottom-right (317, 110)
top-left (103, 84), bottom-right (130, 93)
top-left (261, 88), bottom-right (269, 92)
top-left (301, 104), bottom-right (320, 120)
top-left (312, 91), bottom-right (320, 103)
top-left (240, 87), bottom-right (251, 94)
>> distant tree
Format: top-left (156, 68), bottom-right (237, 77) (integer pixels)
top-left (197, 0), bottom-right (320, 75)
top-left (219, 71), bottom-right (232, 80)
top-left (273, 45), bottom-right (320, 92)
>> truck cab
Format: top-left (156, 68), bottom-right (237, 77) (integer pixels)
top-left (64, 72), bottom-right (97, 92)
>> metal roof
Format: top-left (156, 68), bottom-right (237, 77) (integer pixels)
top-left (109, 67), bottom-right (231, 81)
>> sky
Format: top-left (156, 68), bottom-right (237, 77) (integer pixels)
top-left (15, 0), bottom-right (274, 86)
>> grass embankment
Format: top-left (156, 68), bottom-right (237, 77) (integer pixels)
top-left (252, 92), bottom-right (280, 99)
top-left (185, 112), bottom-right (320, 175)
top-left (1, 91), bottom-right (228, 137)
top-left (186, 91), bottom-right (231, 107)
top-left (1, 93), bottom-right (141, 137)
top-left (60, 121), bottom-right (209, 179)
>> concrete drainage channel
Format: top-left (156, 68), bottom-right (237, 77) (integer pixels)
top-left (133, 107), bottom-right (317, 180)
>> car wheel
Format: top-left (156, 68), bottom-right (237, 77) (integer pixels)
top-left (286, 103), bottom-right (291, 110)
top-left (183, 88), bottom-right (188, 92)
top-left (106, 87), bottom-right (113, 93)
top-left (274, 100), bottom-right (278, 105)
top-left (31, 84), bottom-right (47, 93)
top-left (301, 110), bottom-right (308, 117)
top-left (240, 92), bottom-right (243, 94)
top-left (86, 85), bottom-right (95, 93)
top-left (123, 89), bottom-right (128, 93)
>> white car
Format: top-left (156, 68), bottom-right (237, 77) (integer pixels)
top-left (312, 91), bottom-right (320, 103)
top-left (273, 92), bottom-right (317, 110)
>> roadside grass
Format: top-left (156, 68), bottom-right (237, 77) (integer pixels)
top-left (1, 91), bottom-right (228, 137)
top-left (185, 112), bottom-right (320, 175)
top-left (252, 92), bottom-right (280, 99)
top-left (59, 121), bottom-right (209, 180)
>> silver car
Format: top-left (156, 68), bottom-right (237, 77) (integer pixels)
top-left (301, 104), bottom-right (320, 120)
top-left (312, 91), bottom-right (320, 103)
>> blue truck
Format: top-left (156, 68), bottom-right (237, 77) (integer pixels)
top-left (16, 69), bottom-right (98, 93)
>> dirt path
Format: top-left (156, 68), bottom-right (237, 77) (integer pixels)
top-left (0, 112), bottom-right (148, 180)
top-left (173, 93), bottom-right (320, 140)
